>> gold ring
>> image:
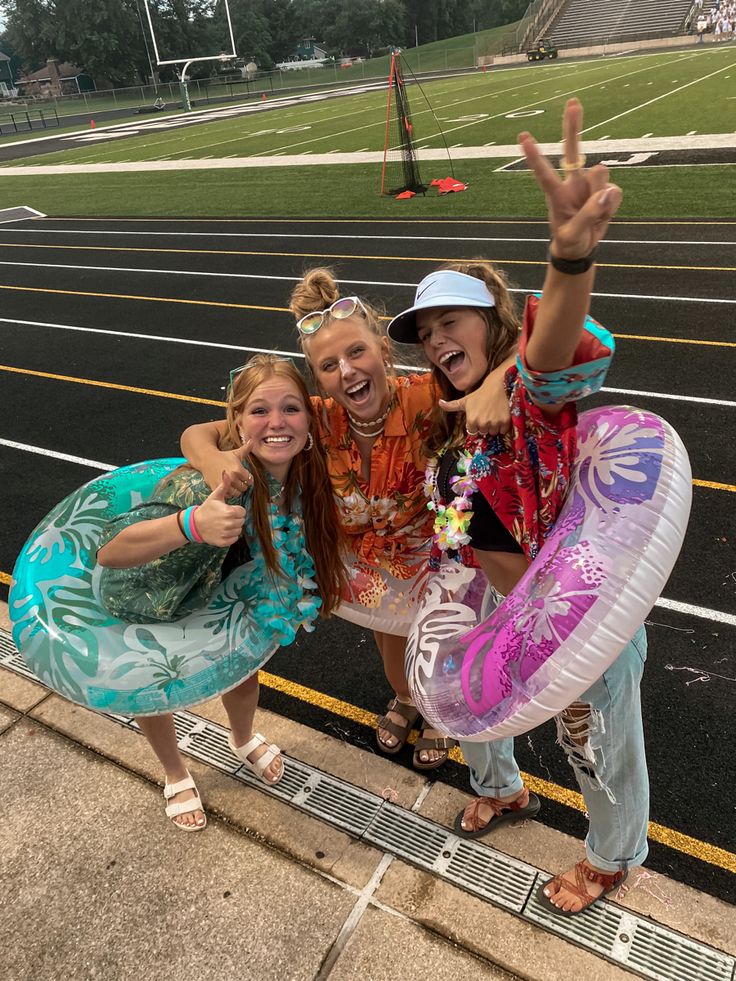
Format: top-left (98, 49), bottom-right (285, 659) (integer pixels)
top-left (561, 154), bottom-right (586, 173)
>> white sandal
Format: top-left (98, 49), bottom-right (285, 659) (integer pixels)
top-left (228, 732), bottom-right (284, 785)
top-left (163, 772), bottom-right (207, 831)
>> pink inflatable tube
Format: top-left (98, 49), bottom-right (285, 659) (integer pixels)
top-left (405, 406), bottom-right (692, 742)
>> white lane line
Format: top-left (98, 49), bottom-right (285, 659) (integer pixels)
top-left (1, 317), bottom-right (733, 408)
top-left (654, 597), bottom-right (736, 628)
top-left (0, 437), bottom-right (115, 471)
top-left (6, 433), bottom-right (734, 628)
top-left (0, 266), bottom-right (734, 308)
top-left (582, 59), bottom-right (736, 134)
top-left (602, 387), bottom-right (736, 408)
top-left (2, 229), bottom-right (735, 246)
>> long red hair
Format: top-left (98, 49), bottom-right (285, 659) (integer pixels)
top-left (223, 354), bottom-right (346, 616)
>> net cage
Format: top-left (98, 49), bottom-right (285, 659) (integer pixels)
top-left (380, 53), bottom-right (426, 196)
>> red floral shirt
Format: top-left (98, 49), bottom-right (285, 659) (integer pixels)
top-left (448, 296), bottom-right (614, 563)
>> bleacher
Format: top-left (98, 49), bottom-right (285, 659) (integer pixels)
top-left (547, 0), bottom-right (693, 48)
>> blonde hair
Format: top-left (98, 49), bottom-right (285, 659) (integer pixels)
top-left (289, 267), bottom-right (397, 387)
top-left (424, 260), bottom-right (520, 456)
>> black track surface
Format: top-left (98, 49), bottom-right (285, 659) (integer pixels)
top-left (0, 215), bottom-right (733, 904)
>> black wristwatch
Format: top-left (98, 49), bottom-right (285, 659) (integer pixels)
top-left (547, 246), bottom-right (597, 275)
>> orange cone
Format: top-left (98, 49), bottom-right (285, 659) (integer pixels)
top-left (261, 93), bottom-right (266, 102)
top-left (90, 119), bottom-right (96, 128)
top-left (482, 65), bottom-right (487, 73)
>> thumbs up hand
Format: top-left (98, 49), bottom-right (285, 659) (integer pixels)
top-left (194, 471), bottom-right (247, 547)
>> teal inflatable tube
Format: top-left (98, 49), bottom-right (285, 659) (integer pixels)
top-left (9, 459), bottom-right (282, 716)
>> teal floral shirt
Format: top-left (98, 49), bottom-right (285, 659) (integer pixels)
top-left (98, 469), bottom-right (322, 644)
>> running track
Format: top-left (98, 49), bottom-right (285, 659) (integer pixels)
top-left (0, 215), bottom-right (733, 902)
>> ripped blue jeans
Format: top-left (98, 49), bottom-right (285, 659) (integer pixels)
top-left (460, 625), bottom-right (649, 873)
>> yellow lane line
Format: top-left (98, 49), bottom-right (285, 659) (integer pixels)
top-left (0, 283), bottom-right (733, 349)
top-left (0, 582), bottom-right (733, 870)
top-left (259, 670), bottom-right (734, 872)
top-left (0, 364), bottom-right (225, 407)
top-left (2, 362), bottom-right (734, 492)
top-left (613, 333), bottom-right (736, 349)
top-left (0, 282), bottom-right (280, 313)
top-left (0, 242), bottom-right (734, 272)
top-left (693, 478), bottom-right (736, 492)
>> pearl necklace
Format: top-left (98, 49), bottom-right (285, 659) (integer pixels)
top-left (350, 422), bottom-right (385, 439)
top-left (346, 400), bottom-right (392, 430)
top-left (346, 392), bottom-right (394, 439)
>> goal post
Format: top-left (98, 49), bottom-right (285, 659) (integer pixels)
top-left (141, 0), bottom-right (237, 110)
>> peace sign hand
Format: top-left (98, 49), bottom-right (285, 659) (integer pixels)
top-left (519, 98), bottom-right (622, 261)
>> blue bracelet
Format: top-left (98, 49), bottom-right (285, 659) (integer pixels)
top-left (180, 506), bottom-right (196, 543)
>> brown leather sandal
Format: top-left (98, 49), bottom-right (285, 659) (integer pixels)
top-left (453, 786), bottom-right (541, 839)
top-left (412, 729), bottom-right (457, 771)
top-left (376, 697), bottom-right (420, 755)
top-left (537, 860), bottom-right (627, 916)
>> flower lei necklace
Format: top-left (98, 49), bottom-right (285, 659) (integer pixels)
top-left (424, 433), bottom-right (504, 565)
top-left (246, 478), bottom-right (322, 645)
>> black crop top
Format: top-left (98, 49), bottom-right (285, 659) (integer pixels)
top-left (437, 450), bottom-right (523, 554)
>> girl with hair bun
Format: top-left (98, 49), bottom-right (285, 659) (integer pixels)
top-left (99, 355), bottom-right (345, 830)
top-left (182, 276), bottom-right (514, 771)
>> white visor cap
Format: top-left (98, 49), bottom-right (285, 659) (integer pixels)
top-left (387, 270), bottom-right (496, 344)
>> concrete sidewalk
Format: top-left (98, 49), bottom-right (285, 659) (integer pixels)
top-left (2, 131), bottom-right (735, 175)
top-left (1, 601), bottom-right (733, 981)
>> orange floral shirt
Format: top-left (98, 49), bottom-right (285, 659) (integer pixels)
top-left (315, 375), bottom-right (436, 568)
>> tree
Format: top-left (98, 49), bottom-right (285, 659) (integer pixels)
top-left (1, 0), bottom-right (155, 84)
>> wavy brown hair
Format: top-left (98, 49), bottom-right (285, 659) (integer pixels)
top-left (424, 260), bottom-right (520, 456)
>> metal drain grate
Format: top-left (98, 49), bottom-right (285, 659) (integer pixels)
top-left (1, 630), bottom-right (733, 981)
top-left (364, 800), bottom-right (451, 867)
top-left (445, 840), bottom-right (537, 913)
top-left (628, 921), bottom-right (734, 981)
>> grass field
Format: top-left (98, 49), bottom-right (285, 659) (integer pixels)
top-left (1, 45), bottom-right (733, 219)
top-left (0, 160), bottom-right (731, 219)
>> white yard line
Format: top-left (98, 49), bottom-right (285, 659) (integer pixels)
top-left (582, 59), bottom-right (736, 134)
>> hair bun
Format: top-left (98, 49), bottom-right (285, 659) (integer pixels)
top-left (290, 267), bottom-right (340, 319)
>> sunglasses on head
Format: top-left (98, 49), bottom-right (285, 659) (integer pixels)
top-left (296, 296), bottom-right (368, 336)
top-left (227, 356), bottom-right (293, 392)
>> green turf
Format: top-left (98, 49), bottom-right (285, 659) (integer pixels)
top-left (6, 46), bottom-right (734, 169)
top-left (2, 44), bottom-right (733, 220)
top-left (1, 160), bottom-right (733, 219)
